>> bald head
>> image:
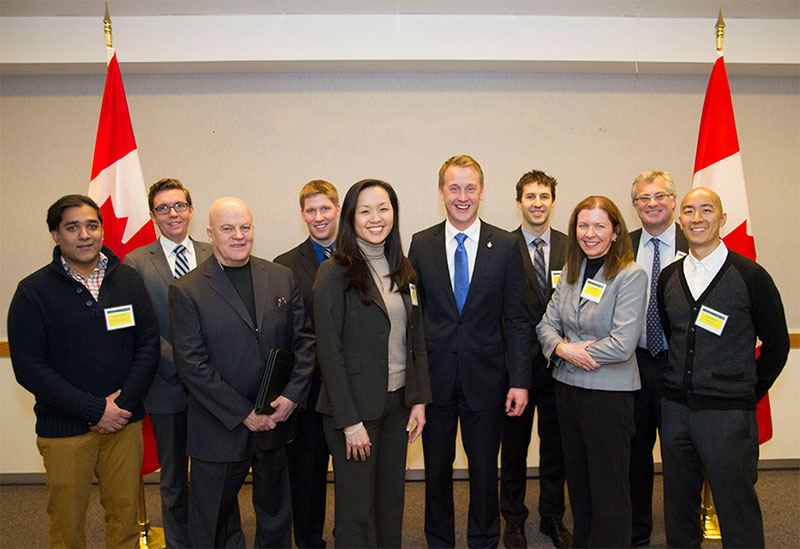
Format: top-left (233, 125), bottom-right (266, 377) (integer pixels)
top-left (679, 187), bottom-right (727, 260)
top-left (207, 197), bottom-right (254, 267)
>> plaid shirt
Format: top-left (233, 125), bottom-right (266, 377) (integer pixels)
top-left (60, 252), bottom-right (108, 301)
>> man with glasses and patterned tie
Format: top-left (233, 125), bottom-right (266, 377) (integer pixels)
top-left (126, 178), bottom-right (213, 548)
top-left (627, 170), bottom-right (688, 547)
top-left (500, 170), bottom-right (571, 549)
top-left (409, 155), bottom-right (531, 548)
top-left (274, 180), bottom-right (341, 548)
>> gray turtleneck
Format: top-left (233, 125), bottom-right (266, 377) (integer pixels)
top-left (357, 238), bottom-right (407, 391)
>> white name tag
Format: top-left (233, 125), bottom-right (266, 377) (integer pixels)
top-left (105, 304), bottom-right (135, 331)
top-left (551, 270), bottom-right (562, 288)
top-left (695, 305), bottom-right (728, 336)
top-left (409, 283), bottom-right (419, 306)
top-left (675, 250), bottom-right (688, 261)
top-left (580, 278), bottom-right (607, 303)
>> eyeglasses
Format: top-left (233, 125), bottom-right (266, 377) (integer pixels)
top-left (634, 193), bottom-right (673, 205)
top-left (153, 202), bottom-right (190, 215)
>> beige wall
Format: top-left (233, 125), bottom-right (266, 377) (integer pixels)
top-left (1, 71), bottom-right (798, 473)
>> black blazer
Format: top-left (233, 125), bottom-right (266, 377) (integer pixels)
top-left (125, 238), bottom-right (213, 414)
top-left (408, 220), bottom-right (532, 411)
top-left (169, 256), bottom-right (315, 462)
top-left (630, 223), bottom-right (689, 260)
top-left (274, 237), bottom-right (319, 322)
top-left (313, 259), bottom-right (432, 430)
top-left (512, 227), bottom-right (567, 388)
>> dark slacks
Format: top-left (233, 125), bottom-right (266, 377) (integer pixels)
top-left (500, 384), bottom-right (566, 527)
top-left (423, 379), bottom-right (504, 549)
top-left (660, 398), bottom-right (763, 548)
top-left (629, 348), bottom-right (666, 542)
top-left (188, 446), bottom-right (291, 549)
top-left (555, 381), bottom-right (634, 548)
top-left (287, 377), bottom-right (329, 548)
top-left (324, 389), bottom-right (410, 548)
top-left (150, 411), bottom-right (190, 548)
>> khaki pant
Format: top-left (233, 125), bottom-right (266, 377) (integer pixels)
top-left (37, 422), bottom-right (143, 549)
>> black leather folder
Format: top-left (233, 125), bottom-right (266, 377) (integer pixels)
top-left (254, 348), bottom-right (293, 414)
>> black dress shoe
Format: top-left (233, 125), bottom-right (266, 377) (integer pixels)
top-left (539, 518), bottom-right (573, 548)
top-left (631, 535), bottom-right (651, 547)
top-left (503, 522), bottom-right (527, 548)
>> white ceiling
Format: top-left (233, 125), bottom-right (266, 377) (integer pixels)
top-left (1, 0), bottom-right (798, 19)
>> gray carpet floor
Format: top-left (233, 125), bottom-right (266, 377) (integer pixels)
top-left (1, 470), bottom-right (798, 547)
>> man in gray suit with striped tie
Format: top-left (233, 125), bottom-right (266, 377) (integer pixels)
top-left (126, 178), bottom-right (213, 548)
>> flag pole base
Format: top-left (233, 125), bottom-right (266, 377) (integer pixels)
top-left (701, 509), bottom-right (722, 540)
top-left (138, 520), bottom-right (166, 549)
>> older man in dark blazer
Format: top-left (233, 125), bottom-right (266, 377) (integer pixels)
top-left (274, 180), bottom-right (340, 548)
top-left (169, 197), bottom-right (314, 548)
top-left (409, 155), bottom-right (531, 548)
top-left (125, 178), bottom-right (212, 548)
top-left (500, 170), bottom-right (571, 549)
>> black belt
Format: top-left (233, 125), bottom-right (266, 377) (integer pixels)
top-left (636, 347), bottom-right (668, 360)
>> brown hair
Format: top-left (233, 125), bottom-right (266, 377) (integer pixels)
top-left (565, 196), bottom-right (634, 284)
top-left (438, 154), bottom-right (484, 189)
top-left (148, 178), bottom-right (192, 211)
top-left (515, 169), bottom-right (558, 202)
top-left (299, 179), bottom-right (339, 210)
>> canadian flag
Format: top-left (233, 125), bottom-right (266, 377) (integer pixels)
top-left (88, 46), bottom-right (161, 472)
top-left (691, 51), bottom-right (772, 443)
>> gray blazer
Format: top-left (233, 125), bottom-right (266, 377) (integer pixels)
top-left (536, 260), bottom-right (648, 391)
top-left (125, 238), bottom-right (213, 414)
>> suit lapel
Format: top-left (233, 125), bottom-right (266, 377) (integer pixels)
top-left (674, 222), bottom-right (689, 254)
top-left (364, 274), bottom-right (389, 318)
top-left (147, 241), bottom-right (175, 285)
top-left (548, 231), bottom-right (567, 294)
top-left (514, 227), bottom-right (545, 310)
top-left (462, 221), bottom-right (492, 315)
top-left (205, 258), bottom-right (257, 332)
top-left (251, 258), bottom-right (270, 333)
top-left (299, 238), bottom-right (320, 285)
top-left (430, 223), bottom-right (458, 314)
top-left (193, 238), bottom-right (213, 264)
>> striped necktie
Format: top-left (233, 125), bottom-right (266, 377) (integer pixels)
top-left (533, 238), bottom-right (547, 299)
top-left (323, 246), bottom-right (334, 259)
top-left (174, 244), bottom-right (189, 279)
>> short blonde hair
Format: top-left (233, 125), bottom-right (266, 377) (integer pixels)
top-left (438, 155), bottom-right (484, 189)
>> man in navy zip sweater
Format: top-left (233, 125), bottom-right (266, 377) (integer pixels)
top-left (8, 195), bottom-right (159, 548)
top-left (656, 187), bottom-right (789, 548)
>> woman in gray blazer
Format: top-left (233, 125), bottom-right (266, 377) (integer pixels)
top-left (537, 196), bottom-right (647, 548)
top-left (313, 179), bottom-right (432, 548)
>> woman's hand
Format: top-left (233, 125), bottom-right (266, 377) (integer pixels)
top-left (556, 338), bottom-right (601, 371)
top-left (344, 422), bottom-right (371, 461)
top-left (407, 404), bottom-right (426, 444)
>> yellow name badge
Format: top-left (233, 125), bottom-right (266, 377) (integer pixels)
top-left (409, 283), bottom-right (419, 306)
top-left (580, 278), bottom-right (607, 303)
top-left (104, 305), bottom-right (136, 331)
top-left (695, 305), bottom-right (728, 336)
top-left (550, 270), bottom-right (562, 288)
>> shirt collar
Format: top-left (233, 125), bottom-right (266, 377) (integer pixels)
top-left (159, 235), bottom-right (192, 257)
top-left (60, 251), bottom-right (108, 277)
top-left (687, 240), bottom-right (727, 270)
top-left (445, 217), bottom-right (481, 242)
top-left (521, 225), bottom-right (551, 248)
top-left (641, 222), bottom-right (676, 248)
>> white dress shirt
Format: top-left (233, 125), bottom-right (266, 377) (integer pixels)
top-left (159, 235), bottom-right (198, 276)
top-left (445, 218), bottom-right (481, 291)
top-left (521, 226), bottom-right (552, 274)
top-left (635, 223), bottom-right (678, 348)
top-left (683, 241), bottom-right (728, 300)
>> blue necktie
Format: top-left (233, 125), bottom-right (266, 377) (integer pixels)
top-left (646, 237), bottom-right (665, 355)
top-left (454, 233), bottom-right (469, 315)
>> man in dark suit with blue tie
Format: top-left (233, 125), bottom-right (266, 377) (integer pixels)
top-left (500, 170), bottom-right (571, 549)
top-left (409, 155), bottom-right (531, 548)
top-left (628, 170), bottom-right (688, 547)
top-left (125, 178), bottom-right (213, 548)
top-left (274, 180), bottom-right (340, 548)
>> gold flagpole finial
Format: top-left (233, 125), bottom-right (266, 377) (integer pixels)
top-left (715, 8), bottom-right (725, 52)
top-left (104, 2), bottom-right (113, 48)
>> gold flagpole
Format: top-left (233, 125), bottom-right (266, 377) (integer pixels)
top-left (104, 3), bottom-right (112, 47)
top-left (701, 8), bottom-right (725, 542)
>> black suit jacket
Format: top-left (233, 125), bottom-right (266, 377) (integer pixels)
top-left (274, 238), bottom-right (319, 322)
top-left (630, 223), bottom-right (689, 260)
top-left (313, 259), bottom-right (432, 429)
top-left (512, 227), bottom-right (567, 389)
top-left (125, 238), bottom-right (213, 414)
top-left (169, 256), bottom-right (315, 462)
top-left (408, 220), bottom-right (532, 411)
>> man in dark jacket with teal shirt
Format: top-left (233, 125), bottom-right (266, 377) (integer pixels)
top-left (8, 194), bottom-right (159, 548)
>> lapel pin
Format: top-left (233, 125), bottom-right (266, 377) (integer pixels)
top-left (487, 241), bottom-right (493, 248)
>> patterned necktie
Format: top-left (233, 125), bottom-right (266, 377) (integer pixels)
top-left (454, 233), bottom-right (469, 315)
top-left (323, 246), bottom-right (334, 259)
top-left (533, 238), bottom-right (547, 300)
top-left (174, 244), bottom-right (189, 279)
top-left (646, 237), bottom-right (664, 355)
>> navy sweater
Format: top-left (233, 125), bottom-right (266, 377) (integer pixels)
top-left (8, 246), bottom-right (159, 437)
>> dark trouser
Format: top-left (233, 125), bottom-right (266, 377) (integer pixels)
top-left (188, 446), bottom-right (291, 549)
top-left (150, 411), bottom-right (191, 548)
top-left (500, 386), bottom-right (566, 527)
top-left (287, 379), bottom-right (329, 548)
top-left (556, 381), bottom-right (634, 548)
top-left (423, 379), bottom-right (504, 549)
top-left (660, 398), bottom-right (763, 548)
top-left (323, 389), bottom-right (410, 548)
top-left (629, 348), bottom-right (666, 542)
